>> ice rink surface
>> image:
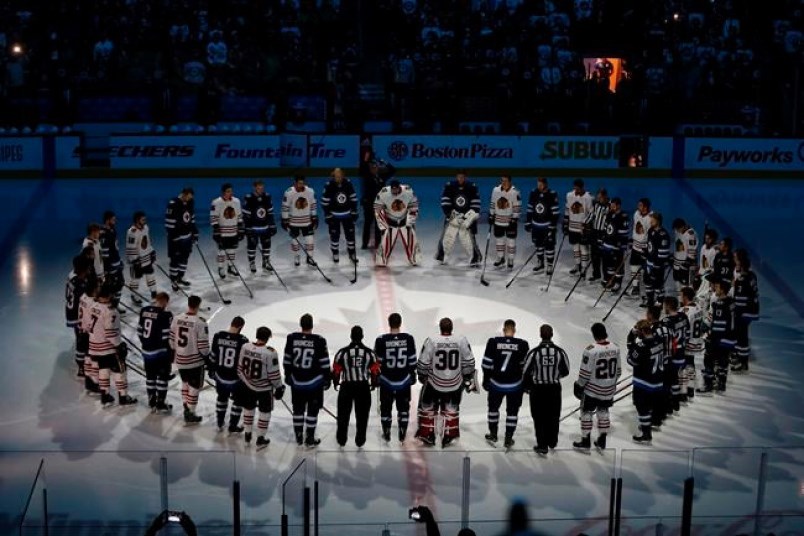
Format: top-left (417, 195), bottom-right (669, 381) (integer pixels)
top-left (1, 175), bottom-right (803, 535)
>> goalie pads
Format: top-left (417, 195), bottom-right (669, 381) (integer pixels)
top-left (573, 381), bottom-right (585, 400)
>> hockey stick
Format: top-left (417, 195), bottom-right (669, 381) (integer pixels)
top-left (117, 299), bottom-right (140, 316)
top-left (564, 257), bottom-right (593, 303)
top-left (603, 265), bottom-right (643, 322)
top-left (127, 284), bottom-right (153, 306)
top-left (505, 247), bottom-right (539, 288)
top-left (593, 251), bottom-right (630, 308)
top-left (559, 377), bottom-right (633, 422)
top-left (350, 255), bottom-right (358, 285)
top-left (290, 233), bottom-right (333, 284)
top-left (479, 227), bottom-right (492, 286)
top-left (226, 257), bottom-right (254, 299)
top-left (264, 259), bottom-right (289, 292)
top-left (542, 232), bottom-right (567, 292)
top-left (155, 263), bottom-right (189, 297)
top-left (194, 243), bottom-right (232, 305)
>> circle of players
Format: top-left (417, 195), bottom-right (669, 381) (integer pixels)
top-left (64, 170), bottom-right (760, 452)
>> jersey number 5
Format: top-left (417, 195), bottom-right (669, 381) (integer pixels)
top-left (177, 326), bottom-right (189, 348)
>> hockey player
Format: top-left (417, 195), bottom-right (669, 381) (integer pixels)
top-left (680, 287), bottom-right (704, 400)
top-left (713, 237), bottom-right (735, 284)
top-left (672, 219), bottom-right (698, 290)
top-left (66, 255), bottom-right (91, 379)
top-left (211, 183), bottom-right (244, 278)
top-left (436, 170), bottom-right (482, 266)
top-left (79, 276), bottom-right (100, 395)
top-left (698, 228), bottom-right (719, 277)
top-left (573, 323), bottom-right (621, 451)
top-left (489, 175), bottom-right (521, 270)
top-left (321, 168), bottom-right (358, 264)
top-left (170, 295), bottom-right (209, 424)
top-left (283, 314), bottom-right (330, 447)
top-left (482, 319), bottom-right (530, 449)
top-left (164, 187), bottom-right (198, 290)
top-left (600, 197), bottom-right (630, 292)
top-left (242, 180), bottom-right (277, 274)
top-left (281, 175), bottom-right (319, 267)
top-left (416, 317), bottom-right (476, 448)
top-left (374, 313), bottom-right (417, 443)
top-left (360, 158), bottom-right (395, 249)
top-left (210, 316), bottom-right (249, 433)
top-left (731, 249), bottom-right (760, 373)
top-left (99, 211), bottom-right (124, 304)
top-left (662, 296), bottom-right (688, 413)
top-left (83, 223), bottom-right (104, 289)
top-left (525, 177), bottom-right (560, 274)
top-left (628, 320), bottom-right (664, 444)
top-left (647, 305), bottom-right (672, 428)
top-left (87, 285), bottom-right (137, 407)
top-left (523, 324), bottom-right (569, 455)
top-left (373, 180), bottom-right (421, 267)
top-left (125, 211), bottom-right (157, 304)
top-left (643, 212), bottom-right (671, 308)
top-left (138, 292), bottom-right (174, 413)
top-left (629, 198), bottom-right (653, 297)
top-left (699, 277), bottom-right (736, 393)
top-left (563, 179), bottom-right (594, 277)
top-left (585, 188), bottom-right (610, 282)
top-left (236, 326), bottom-right (283, 449)
top-left (332, 326), bottom-right (380, 447)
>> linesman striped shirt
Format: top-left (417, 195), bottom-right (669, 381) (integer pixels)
top-left (524, 341), bottom-right (570, 385)
top-left (333, 342), bottom-right (380, 383)
top-left (585, 200), bottom-right (609, 235)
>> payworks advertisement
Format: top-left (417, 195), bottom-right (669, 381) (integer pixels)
top-left (685, 138), bottom-right (804, 171)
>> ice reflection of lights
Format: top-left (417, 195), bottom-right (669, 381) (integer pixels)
top-left (17, 246), bottom-right (32, 293)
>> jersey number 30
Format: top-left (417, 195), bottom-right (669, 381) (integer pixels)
top-left (434, 349), bottom-right (459, 371)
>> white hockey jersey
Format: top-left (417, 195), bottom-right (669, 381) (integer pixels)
top-left (78, 294), bottom-right (95, 334)
top-left (632, 210), bottom-right (653, 253)
top-left (374, 185), bottom-right (419, 228)
top-left (564, 190), bottom-right (593, 234)
top-left (210, 196), bottom-right (243, 237)
top-left (87, 301), bottom-right (120, 356)
top-left (170, 312), bottom-right (210, 369)
top-left (699, 243), bottom-right (717, 275)
top-left (418, 334), bottom-right (475, 392)
top-left (238, 342), bottom-right (282, 392)
top-left (125, 224), bottom-right (155, 266)
top-left (681, 302), bottom-right (704, 354)
top-left (673, 228), bottom-right (698, 270)
top-left (489, 185), bottom-right (521, 227)
top-left (82, 237), bottom-right (104, 282)
top-left (577, 341), bottom-right (621, 400)
top-left (281, 186), bottom-right (317, 228)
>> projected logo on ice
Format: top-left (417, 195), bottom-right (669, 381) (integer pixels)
top-left (239, 285), bottom-right (559, 350)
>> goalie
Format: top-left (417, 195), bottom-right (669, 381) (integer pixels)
top-left (435, 170), bottom-right (482, 267)
top-left (373, 180), bottom-right (421, 267)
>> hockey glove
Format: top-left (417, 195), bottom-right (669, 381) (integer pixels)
top-left (312, 217), bottom-right (319, 231)
top-left (323, 378), bottom-right (332, 391)
top-left (280, 220), bottom-right (289, 232)
top-left (524, 221), bottom-right (532, 233)
top-left (269, 225), bottom-right (278, 237)
top-left (117, 342), bottom-right (129, 361)
top-left (573, 381), bottom-right (585, 400)
top-left (562, 217), bottom-right (569, 235)
top-left (488, 214), bottom-right (495, 226)
top-left (237, 224), bottom-right (245, 241)
top-left (332, 377), bottom-right (340, 391)
top-left (273, 385), bottom-right (286, 400)
top-left (351, 212), bottom-right (358, 222)
top-left (409, 372), bottom-right (417, 386)
top-left (463, 373), bottom-right (478, 393)
top-left (149, 250), bottom-right (156, 264)
top-left (212, 226), bottom-right (221, 245)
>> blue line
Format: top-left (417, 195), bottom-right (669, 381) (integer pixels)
top-left (0, 178), bottom-right (55, 272)
top-left (674, 177), bottom-right (804, 320)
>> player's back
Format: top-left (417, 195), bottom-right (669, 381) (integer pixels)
top-left (375, 332), bottom-right (417, 389)
top-left (283, 332), bottom-right (329, 389)
top-left (482, 336), bottom-right (529, 391)
top-left (628, 335), bottom-right (664, 389)
top-left (212, 331), bottom-right (249, 382)
top-left (138, 305), bottom-right (173, 355)
top-left (422, 334), bottom-right (473, 392)
top-left (581, 341), bottom-right (621, 399)
top-left (171, 312), bottom-right (208, 368)
top-left (87, 302), bottom-right (118, 355)
top-left (239, 342), bottom-right (281, 391)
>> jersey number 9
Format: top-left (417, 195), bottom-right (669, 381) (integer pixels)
top-left (142, 318), bottom-right (153, 339)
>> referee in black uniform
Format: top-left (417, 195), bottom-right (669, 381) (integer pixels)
top-left (585, 188), bottom-right (609, 282)
top-left (523, 324), bottom-right (570, 455)
top-left (332, 326), bottom-right (380, 447)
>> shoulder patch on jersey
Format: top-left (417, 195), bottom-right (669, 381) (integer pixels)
top-left (582, 354), bottom-right (589, 364)
top-left (585, 344), bottom-right (594, 350)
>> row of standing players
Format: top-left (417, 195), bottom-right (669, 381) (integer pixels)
top-left (64, 258), bottom-right (758, 452)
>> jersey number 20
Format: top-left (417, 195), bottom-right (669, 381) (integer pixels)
top-left (595, 358), bottom-right (618, 380)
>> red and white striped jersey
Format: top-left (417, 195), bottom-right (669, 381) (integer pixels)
top-left (577, 340), bottom-right (621, 400)
top-left (79, 294), bottom-right (95, 334)
top-left (87, 301), bottom-right (120, 356)
top-left (418, 334), bottom-right (475, 392)
top-left (374, 185), bottom-right (418, 227)
top-left (490, 185), bottom-right (521, 227)
top-left (564, 190), bottom-right (593, 234)
top-left (238, 342), bottom-right (282, 392)
top-left (170, 312), bottom-right (209, 369)
top-left (632, 210), bottom-right (653, 253)
top-left (82, 236), bottom-right (104, 281)
top-left (210, 196), bottom-right (243, 237)
top-left (281, 186), bottom-right (317, 228)
top-left (682, 302), bottom-right (705, 354)
top-left (125, 224), bottom-right (154, 264)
